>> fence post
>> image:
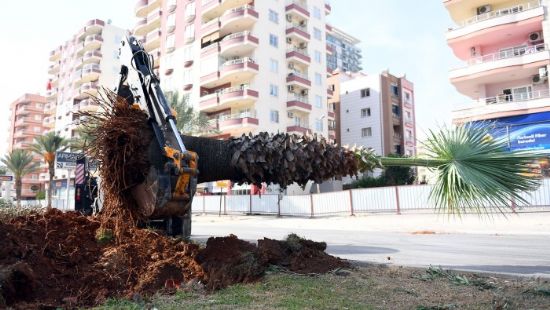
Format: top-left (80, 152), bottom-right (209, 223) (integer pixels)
top-left (348, 190), bottom-right (355, 216)
top-left (223, 195), bottom-right (227, 215)
top-left (202, 195), bottom-right (206, 215)
top-left (249, 192), bottom-right (252, 215)
top-left (394, 186), bottom-right (401, 215)
top-left (309, 194), bottom-right (314, 218)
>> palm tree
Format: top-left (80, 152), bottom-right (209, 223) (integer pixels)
top-left (31, 132), bottom-right (69, 208)
top-left (166, 92), bottom-right (216, 135)
top-left (1, 150), bottom-right (39, 208)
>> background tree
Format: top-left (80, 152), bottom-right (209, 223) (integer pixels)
top-left (166, 92), bottom-right (216, 136)
top-left (1, 150), bottom-right (39, 207)
top-left (31, 132), bottom-right (69, 208)
top-left (70, 125), bottom-right (95, 153)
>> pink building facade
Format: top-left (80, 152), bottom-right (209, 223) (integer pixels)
top-left (445, 0), bottom-right (550, 123)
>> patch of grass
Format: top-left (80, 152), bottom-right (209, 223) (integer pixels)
top-left (415, 266), bottom-right (495, 290)
top-left (524, 287), bottom-right (550, 297)
top-left (96, 298), bottom-right (143, 310)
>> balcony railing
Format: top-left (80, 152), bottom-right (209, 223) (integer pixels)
top-left (463, 43), bottom-right (547, 66)
top-left (221, 57), bottom-right (255, 67)
top-left (287, 46), bottom-right (309, 57)
top-left (221, 30), bottom-right (252, 42)
top-left (479, 89), bottom-right (550, 105)
top-left (219, 110), bottom-right (256, 121)
top-left (287, 71), bottom-right (309, 80)
top-left (455, 0), bottom-right (541, 28)
top-left (288, 94), bottom-right (309, 103)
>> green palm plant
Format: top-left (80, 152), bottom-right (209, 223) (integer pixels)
top-left (166, 92), bottom-right (217, 136)
top-left (1, 150), bottom-right (39, 208)
top-left (374, 125), bottom-right (542, 215)
top-left (31, 132), bottom-right (69, 208)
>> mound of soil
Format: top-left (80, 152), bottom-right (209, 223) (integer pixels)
top-left (196, 235), bottom-right (265, 290)
top-left (258, 234), bottom-right (350, 274)
top-left (0, 210), bottom-right (346, 309)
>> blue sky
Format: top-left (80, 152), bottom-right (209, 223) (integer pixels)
top-left (0, 0), bottom-right (468, 156)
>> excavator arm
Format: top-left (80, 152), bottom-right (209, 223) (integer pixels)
top-left (114, 36), bottom-right (198, 236)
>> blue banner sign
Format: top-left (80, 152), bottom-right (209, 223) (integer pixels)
top-left (485, 111), bottom-right (550, 153)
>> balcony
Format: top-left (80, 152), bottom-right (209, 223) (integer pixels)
top-left (79, 82), bottom-right (99, 98)
top-left (83, 34), bottom-right (103, 53)
top-left (450, 43), bottom-right (550, 96)
top-left (145, 30), bottom-right (162, 50)
top-left (49, 46), bottom-right (62, 62)
top-left (201, 42), bottom-right (220, 57)
top-left (201, 18), bottom-right (221, 36)
top-left (200, 87), bottom-right (259, 112)
top-left (83, 50), bottom-right (102, 64)
top-left (46, 89), bottom-right (57, 101)
top-left (79, 99), bottom-right (100, 112)
top-left (212, 110), bottom-right (259, 135)
top-left (220, 31), bottom-right (259, 57)
top-left (392, 114), bottom-right (401, 125)
top-left (447, 1), bottom-right (543, 41)
top-left (202, 0), bottom-right (251, 20)
top-left (286, 47), bottom-right (311, 66)
top-left (146, 9), bottom-right (163, 31)
top-left (48, 62), bottom-right (60, 75)
top-left (43, 116), bottom-right (55, 129)
top-left (286, 24), bottom-right (310, 41)
top-left (325, 2), bottom-right (331, 15)
top-left (219, 57), bottom-right (259, 83)
top-left (134, 18), bottom-right (149, 36)
top-left (135, 0), bottom-right (149, 17)
top-left (287, 94), bottom-right (312, 112)
top-left (219, 5), bottom-right (258, 36)
top-left (328, 111), bottom-right (335, 119)
top-left (80, 64), bottom-right (101, 83)
top-left (286, 1), bottom-right (310, 19)
top-left (452, 89), bottom-right (550, 123)
top-left (287, 71), bottom-right (311, 88)
top-left (287, 124), bottom-right (311, 135)
top-left (85, 19), bottom-right (104, 35)
top-left (14, 130), bottom-right (33, 139)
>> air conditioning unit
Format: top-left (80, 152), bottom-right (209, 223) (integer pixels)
top-left (287, 112), bottom-right (295, 118)
top-left (539, 66), bottom-right (548, 77)
top-left (529, 31), bottom-right (543, 43)
top-left (299, 42), bottom-right (308, 49)
top-left (286, 37), bottom-right (292, 44)
top-left (470, 46), bottom-right (477, 57)
top-left (476, 5), bottom-right (492, 15)
top-left (286, 14), bottom-right (292, 22)
top-left (288, 63), bottom-right (295, 69)
top-left (532, 74), bottom-right (547, 84)
top-left (301, 89), bottom-right (308, 96)
top-left (288, 85), bottom-right (295, 92)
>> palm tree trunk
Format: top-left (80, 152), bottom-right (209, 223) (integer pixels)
top-left (48, 162), bottom-right (54, 209)
top-left (15, 178), bottom-right (22, 208)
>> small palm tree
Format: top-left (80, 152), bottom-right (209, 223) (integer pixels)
top-left (31, 132), bottom-right (69, 208)
top-left (1, 150), bottom-right (39, 208)
top-left (166, 92), bottom-right (216, 135)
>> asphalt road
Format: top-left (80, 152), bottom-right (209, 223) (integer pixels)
top-left (192, 217), bottom-right (550, 278)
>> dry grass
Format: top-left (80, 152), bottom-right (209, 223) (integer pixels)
top-left (0, 206), bottom-right (44, 223)
top-left (96, 264), bottom-right (550, 309)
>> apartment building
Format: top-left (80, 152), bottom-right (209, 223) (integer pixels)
top-left (446, 0), bottom-right (550, 153)
top-left (333, 70), bottom-right (416, 157)
top-left (46, 19), bottom-right (127, 194)
top-left (134, 0), bottom-right (333, 139)
top-left (6, 94), bottom-right (48, 199)
top-left (327, 26), bottom-right (363, 73)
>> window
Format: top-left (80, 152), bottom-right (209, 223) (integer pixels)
top-left (34, 115), bottom-right (42, 121)
top-left (392, 105), bottom-right (400, 116)
top-left (361, 108), bottom-right (371, 117)
top-left (315, 95), bottom-right (323, 108)
top-left (313, 27), bottom-right (322, 40)
top-left (269, 9), bottom-right (279, 23)
top-left (406, 130), bottom-right (413, 138)
top-left (314, 50), bottom-right (322, 63)
top-left (313, 6), bottom-right (322, 19)
top-left (185, 2), bottom-right (196, 17)
top-left (270, 59), bottom-right (279, 73)
top-left (361, 88), bottom-right (370, 97)
top-left (361, 127), bottom-right (372, 137)
top-left (183, 45), bottom-right (193, 61)
top-left (33, 127), bottom-right (41, 133)
top-left (184, 24), bottom-right (195, 41)
top-left (270, 110), bottom-right (279, 123)
top-left (167, 14), bottom-right (176, 29)
top-left (270, 84), bottom-right (279, 97)
top-left (183, 69), bottom-right (192, 84)
top-left (315, 119), bottom-right (323, 131)
top-left (406, 111), bottom-right (412, 120)
top-left (391, 84), bottom-right (399, 97)
top-left (114, 35), bottom-right (122, 45)
top-left (269, 34), bottom-right (278, 47)
top-left (315, 73), bottom-right (322, 86)
top-left (166, 34), bottom-right (175, 51)
top-left (404, 91), bottom-right (411, 102)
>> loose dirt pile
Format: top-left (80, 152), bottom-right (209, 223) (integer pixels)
top-left (0, 210), bottom-right (346, 309)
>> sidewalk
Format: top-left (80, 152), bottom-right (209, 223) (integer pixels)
top-left (193, 209), bottom-right (550, 235)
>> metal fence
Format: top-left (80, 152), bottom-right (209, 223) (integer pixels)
top-left (192, 178), bottom-right (550, 217)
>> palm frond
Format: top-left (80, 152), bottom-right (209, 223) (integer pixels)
top-left (423, 125), bottom-right (542, 215)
